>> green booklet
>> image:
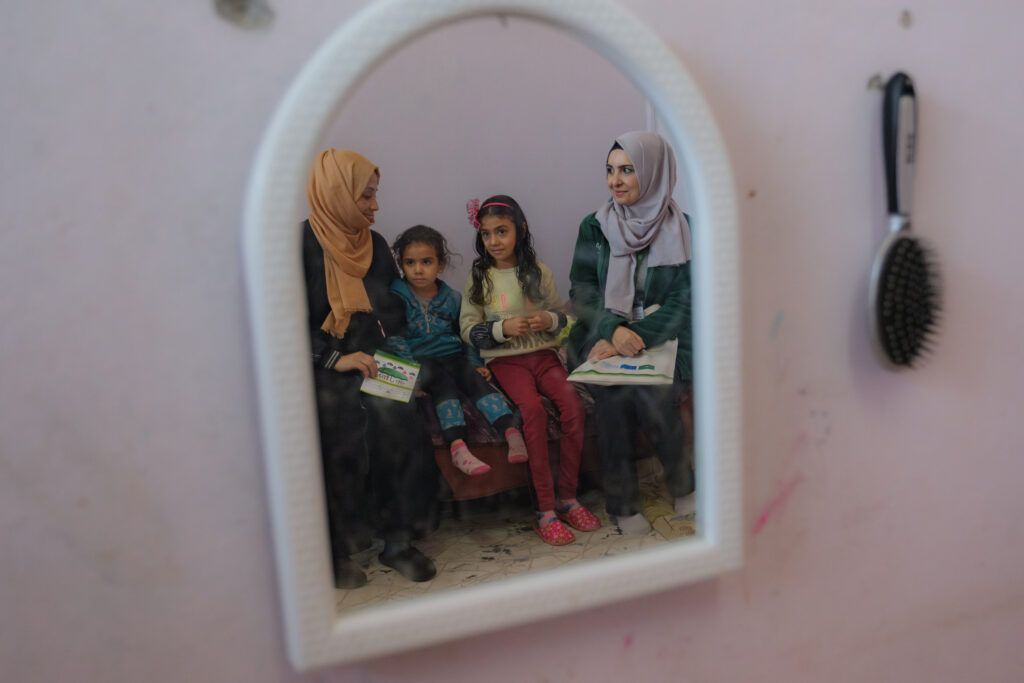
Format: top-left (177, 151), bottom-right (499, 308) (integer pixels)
top-left (359, 351), bottom-right (421, 403)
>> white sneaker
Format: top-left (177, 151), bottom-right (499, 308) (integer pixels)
top-left (613, 512), bottom-right (652, 535)
top-left (674, 494), bottom-right (696, 519)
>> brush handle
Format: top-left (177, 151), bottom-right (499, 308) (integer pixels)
top-left (883, 72), bottom-right (917, 228)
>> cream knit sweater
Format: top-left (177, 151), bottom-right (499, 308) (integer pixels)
top-left (459, 262), bottom-right (567, 361)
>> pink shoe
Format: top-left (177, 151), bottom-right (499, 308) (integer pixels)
top-left (534, 518), bottom-right (575, 546)
top-left (557, 504), bottom-right (602, 532)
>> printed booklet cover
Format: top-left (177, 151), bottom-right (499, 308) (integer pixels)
top-left (359, 351), bottom-right (421, 403)
top-left (567, 337), bottom-right (677, 386)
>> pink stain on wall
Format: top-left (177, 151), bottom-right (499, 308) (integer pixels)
top-left (782, 431), bottom-right (809, 470)
top-left (793, 432), bottom-right (808, 451)
top-left (752, 474), bottom-right (805, 535)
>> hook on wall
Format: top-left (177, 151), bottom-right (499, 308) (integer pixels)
top-left (215, 0), bottom-right (275, 30)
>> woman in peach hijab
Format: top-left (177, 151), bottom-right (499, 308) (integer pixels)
top-left (303, 148), bottom-right (435, 588)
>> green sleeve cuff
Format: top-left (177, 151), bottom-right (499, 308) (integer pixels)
top-left (597, 314), bottom-right (628, 341)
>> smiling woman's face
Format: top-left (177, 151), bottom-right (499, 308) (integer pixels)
top-left (606, 148), bottom-right (640, 206)
top-left (356, 172), bottom-right (380, 224)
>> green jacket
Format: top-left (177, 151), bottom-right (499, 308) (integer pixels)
top-left (567, 212), bottom-right (692, 383)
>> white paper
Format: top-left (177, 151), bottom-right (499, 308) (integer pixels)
top-left (568, 337), bottom-right (677, 386)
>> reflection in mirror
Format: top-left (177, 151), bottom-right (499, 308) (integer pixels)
top-left (301, 16), bottom-right (698, 612)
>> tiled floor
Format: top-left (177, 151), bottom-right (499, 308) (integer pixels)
top-left (336, 475), bottom-right (697, 614)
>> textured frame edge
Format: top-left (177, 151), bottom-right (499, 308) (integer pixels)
top-left (242, 0), bottom-right (742, 670)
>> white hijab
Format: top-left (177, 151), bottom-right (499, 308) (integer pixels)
top-left (595, 131), bottom-right (692, 316)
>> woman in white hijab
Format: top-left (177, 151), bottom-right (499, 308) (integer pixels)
top-left (567, 131), bottom-right (695, 535)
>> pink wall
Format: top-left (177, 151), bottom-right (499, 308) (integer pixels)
top-left (2, 1), bottom-right (1023, 681)
top-left (324, 15), bottom-right (648, 295)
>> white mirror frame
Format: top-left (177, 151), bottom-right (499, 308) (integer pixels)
top-left (244, 0), bottom-right (741, 669)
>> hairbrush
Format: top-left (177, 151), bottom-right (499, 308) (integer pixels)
top-left (868, 72), bottom-right (942, 368)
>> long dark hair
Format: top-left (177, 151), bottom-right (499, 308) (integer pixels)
top-left (468, 195), bottom-right (543, 307)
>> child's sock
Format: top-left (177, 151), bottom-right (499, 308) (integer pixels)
top-left (505, 427), bottom-right (528, 464)
top-left (450, 439), bottom-right (491, 476)
top-left (537, 510), bottom-right (558, 528)
top-left (613, 512), bottom-right (652, 535)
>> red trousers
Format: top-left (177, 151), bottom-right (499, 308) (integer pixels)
top-left (488, 350), bottom-right (585, 512)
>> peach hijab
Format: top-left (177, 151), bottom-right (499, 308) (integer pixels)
top-left (307, 148), bottom-right (380, 338)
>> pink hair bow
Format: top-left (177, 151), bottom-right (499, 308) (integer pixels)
top-left (466, 198), bottom-right (481, 230)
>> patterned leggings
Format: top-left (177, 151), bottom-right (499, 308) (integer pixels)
top-left (418, 354), bottom-right (516, 444)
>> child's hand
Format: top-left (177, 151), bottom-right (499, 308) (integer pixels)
top-left (334, 352), bottom-right (378, 378)
top-left (502, 316), bottom-right (531, 337)
top-left (611, 326), bottom-right (645, 357)
top-left (475, 366), bottom-right (492, 382)
top-left (526, 313), bottom-right (550, 332)
top-left (588, 339), bottom-right (617, 361)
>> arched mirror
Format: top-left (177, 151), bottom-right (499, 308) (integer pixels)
top-left (244, 0), bottom-right (741, 669)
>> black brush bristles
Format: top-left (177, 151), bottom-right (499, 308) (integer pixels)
top-left (875, 234), bottom-right (943, 367)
